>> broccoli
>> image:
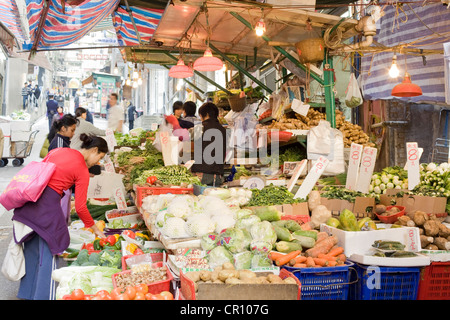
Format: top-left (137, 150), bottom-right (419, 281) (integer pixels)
top-left (100, 249), bottom-right (121, 268)
top-left (88, 252), bottom-right (101, 266)
top-left (73, 249), bottom-right (90, 265)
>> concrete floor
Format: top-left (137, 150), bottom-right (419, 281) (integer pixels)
top-left (0, 115), bottom-right (112, 300)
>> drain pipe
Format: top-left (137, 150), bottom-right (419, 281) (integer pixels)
top-left (336, 15), bottom-right (377, 52)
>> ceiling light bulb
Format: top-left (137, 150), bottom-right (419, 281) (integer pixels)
top-left (389, 55), bottom-right (400, 78)
top-left (255, 19), bottom-right (266, 37)
top-left (113, 63), bottom-right (119, 75)
top-left (126, 78), bottom-right (131, 86)
top-left (137, 77), bottom-right (143, 85)
top-left (132, 81), bottom-right (138, 88)
top-left (221, 63), bottom-right (227, 72)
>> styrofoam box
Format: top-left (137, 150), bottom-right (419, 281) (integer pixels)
top-left (10, 120), bottom-right (30, 131)
top-left (0, 122), bottom-right (11, 136)
top-left (348, 252), bottom-right (431, 267)
top-left (10, 131), bottom-right (31, 142)
top-left (106, 206), bottom-right (142, 224)
top-left (320, 223), bottom-right (422, 257)
top-left (2, 137), bottom-right (10, 157)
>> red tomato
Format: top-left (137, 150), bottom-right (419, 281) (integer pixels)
top-left (117, 293), bottom-right (130, 300)
top-left (134, 292), bottom-right (146, 300)
top-left (125, 286), bottom-right (136, 300)
top-left (146, 176), bottom-right (157, 185)
top-left (95, 290), bottom-right (110, 300)
top-left (106, 235), bottom-right (116, 246)
top-left (135, 284), bottom-right (148, 295)
top-left (160, 291), bottom-right (174, 300)
top-left (110, 287), bottom-right (123, 300)
top-left (122, 230), bottom-right (135, 239)
top-left (145, 293), bottom-right (153, 300)
top-left (70, 289), bottom-right (85, 300)
top-left (85, 243), bottom-right (95, 252)
top-left (99, 238), bottom-right (107, 247)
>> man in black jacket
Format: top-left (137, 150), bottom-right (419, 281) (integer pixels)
top-left (191, 102), bottom-right (226, 186)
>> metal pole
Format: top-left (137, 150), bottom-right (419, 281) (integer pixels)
top-left (323, 50), bottom-right (336, 128)
top-left (209, 43), bottom-right (273, 94)
top-left (123, 0), bottom-right (142, 44)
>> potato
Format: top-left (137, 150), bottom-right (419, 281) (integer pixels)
top-left (222, 262), bottom-right (235, 270)
top-left (283, 277), bottom-right (298, 285)
top-left (225, 277), bottom-right (242, 285)
top-left (267, 274), bottom-right (284, 284)
top-left (213, 279), bottom-right (224, 284)
top-left (218, 269), bottom-right (239, 282)
top-left (185, 271), bottom-right (201, 283)
top-left (238, 270), bottom-right (257, 281)
top-left (199, 270), bottom-right (212, 282)
top-left (211, 267), bottom-right (222, 282)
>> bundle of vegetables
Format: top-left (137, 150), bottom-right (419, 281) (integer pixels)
top-left (70, 201), bottom-right (117, 222)
top-left (70, 248), bottom-right (122, 269)
top-left (258, 109), bottom-right (272, 121)
top-left (319, 186), bottom-right (369, 203)
top-left (135, 165), bottom-right (201, 187)
top-left (369, 166), bottom-right (408, 195)
top-left (278, 144), bottom-right (306, 164)
top-left (417, 162), bottom-right (450, 198)
top-left (371, 240), bottom-right (418, 258)
top-left (183, 263), bottom-right (298, 290)
top-left (114, 129), bottom-right (155, 147)
top-left (232, 166), bottom-right (254, 180)
top-left (393, 210), bottom-right (450, 251)
top-left (246, 184), bottom-right (303, 207)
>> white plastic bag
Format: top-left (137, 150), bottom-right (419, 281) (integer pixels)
top-left (307, 120), bottom-right (332, 156)
top-left (1, 239), bottom-right (25, 281)
top-left (345, 73), bottom-right (363, 108)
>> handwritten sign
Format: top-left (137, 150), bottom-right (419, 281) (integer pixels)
top-left (287, 160), bottom-right (307, 193)
top-left (406, 142), bottom-right (420, 190)
top-left (294, 156), bottom-right (329, 200)
top-left (151, 123), bottom-right (159, 131)
top-left (160, 131), bottom-right (178, 165)
top-left (105, 128), bottom-right (117, 153)
top-left (184, 160), bottom-right (195, 170)
top-left (114, 187), bottom-right (127, 210)
top-left (355, 146), bottom-right (377, 194)
top-left (346, 143), bottom-right (363, 190)
top-left (103, 155), bottom-right (115, 173)
top-left (291, 99), bottom-right (310, 117)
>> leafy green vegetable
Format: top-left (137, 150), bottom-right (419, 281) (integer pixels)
top-left (246, 184), bottom-right (303, 207)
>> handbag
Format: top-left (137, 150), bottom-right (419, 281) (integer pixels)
top-left (1, 239), bottom-right (25, 281)
top-left (0, 160), bottom-right (56, 211)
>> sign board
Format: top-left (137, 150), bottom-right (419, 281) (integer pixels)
top-left (406, 142), bottom-right (420, 190)
top-left (87, 172), bottom-right (125, 198)
top-left (345, 143), bottom-right (363, 190)
top-left (114, 187), bottom-right (128, 210)
top-left (103, 154), bottom-right (115, 173)
top-left (286, 160), bottom-right (307, 193)
top-left (294, 156), bottom-right (329, 199)
top-left (291, 98), bottom-right (310, 117)
top-left (105, 128), bottom-right (117, 153)
top-left (355, 146), bottom-right (377, 194)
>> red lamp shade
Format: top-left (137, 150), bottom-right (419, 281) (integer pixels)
top-left (193, 48), bottom-right (223, 72)
top-left (391, 73), bottom-right (422, 97)
top-left (168, 59), bottom-right (193, 78)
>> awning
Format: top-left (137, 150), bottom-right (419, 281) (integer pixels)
top-left (0, 0), bottom-right (26, 45)
top-left (82, 72), bottom-right (121, 87)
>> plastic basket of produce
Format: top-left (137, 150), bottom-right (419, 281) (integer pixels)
top-left (105, 206), bottom-right (142, 226)
top-left (348, 263), bottom-right (420, 300)
top-left (283, 261), bottom-right (355, 300)
top-left (374, 205), bottom-right (406, 224)
top-left (112, 261), bottom-right (173, 294)
top-left (180, 268), bottom-right (301, 300)
top-left (121, 252), bottom-right (165, 270)
top-left (135, 186), bottom-right (193, 208)
top-left (417, 261), bottom-right (450, 300)
top-left (268, 131), bottom-right (293, 142)
top-left (281, 214), bottom-right (311, 224)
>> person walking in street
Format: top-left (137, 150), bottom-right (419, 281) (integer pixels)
top-left (21, 82), bottom-right (30, 110)
top-left (51, 106), bottom-right (64, 127)
top-left (12, 134), bottom-right (108, 300)
top-left (127, 101), bottom-right (138, 130)
top-left (48, 114), bottom-right (78, 152)
top-left (46, 95), bottom-right (59, 131)
top-left (33, 85), bottom-right (41, 108)
top-left (107, 93), bottom-right (124, 133)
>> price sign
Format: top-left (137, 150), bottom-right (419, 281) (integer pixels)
top-left (184, 160), bottom-right (195, 170)
top-left (406, 142), bottom-right (420, 190)
top-left (346, 143), bottom-right (363, 190)
top-left (151, 123), bottom-right (159, 131)
top-left (355, 146), bottom-right (377, 194)
top-left (105, 128), bottom-right (117, 153)
top-left (103, 154), bottom-right (115, 173)
top-left (114, 187), bottom-right (127, 210)
top-left (287, 160), bottom-right (307, 193)
top-left (291, 99), bottom-right (310, 117)
top-left (294, 156), bottom-right (329, 200)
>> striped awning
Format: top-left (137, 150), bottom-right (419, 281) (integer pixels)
top-left (359, 3), bottom-right (450, 103)
top-left (25, 0), bottom-right (120, 50)
top-left (0, 0), bottom-right (26, 43)
top-left (112, 5), bottom-right (164, 46)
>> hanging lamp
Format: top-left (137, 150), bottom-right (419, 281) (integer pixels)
top-left (193, 48), bottom-right (223, 72)
top-left (168, 59), bottom-right (193, 78)
top-left (132, 63), bottom-right (139, 80)
top-left (391, 72), bottom-right (422, 97)
top-left (126, 78), bottom-right (131, 86)
top-left (388, 54), bottom-right (400, 78)
top-left (255, 18), bottom-right (266, 37)
top-left (113, 63), bottom-right (119, 75)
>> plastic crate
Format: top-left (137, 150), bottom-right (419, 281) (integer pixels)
top-left (283, 262), bottom-right (354, 300)
top-left (121, 252), bottom-right (165, 270)
top-left (417, 261), bottom-right (450, 300)
top-left (349, 263), bottom-right (421, 300)
top-left (112, 261), bottom-right (173, 294)
top-left (135, 186), bottom-right (193, 208)
top-left (281, 214), bottom-right (311, 224)
top-left (180, 268), bottom-right (301, 300)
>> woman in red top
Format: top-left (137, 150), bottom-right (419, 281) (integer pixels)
top-left (13, 133), bottom-right (108, 300)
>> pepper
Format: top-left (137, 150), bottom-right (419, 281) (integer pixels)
top-left (93, 239), bottom-right (102, 251)
top-left (126, 243), bottom-right (138, 254)
top-left (106, 235), bottom-right (117, 246)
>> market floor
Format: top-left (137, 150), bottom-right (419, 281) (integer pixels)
top-left (0, 114), bottom-right (116, 300)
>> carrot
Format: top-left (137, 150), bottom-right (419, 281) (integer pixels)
top-left (305, 256), bottom-right (316, 267)
top-left (327, 246), bottom-right (344, 257)
top-left (294, 256), bottom-right (307, 264)
top-left (327, 260), bottom-right (337, 267)
top-left (337, 253), bottom-right (346, 263)
top-left (313, 258), bottom-right (328, 267)
top-left (316, 232), bottom-right (329, 243)
top-left (269, 251), bottom-right (286, 261)
top-left (293, 263), bottom-right (307, 268)
top-left (305, 235), bottom-right (338, 258)
top-left (300, 222), bottom-right (312, 231)
top-left (275, 250), bottom-right (301, 266)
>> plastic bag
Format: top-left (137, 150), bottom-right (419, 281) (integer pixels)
top-left (345, 73), bottom-right (363, 108)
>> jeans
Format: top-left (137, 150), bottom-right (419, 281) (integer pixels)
top-left (22, 96), bottom-right (27, 110)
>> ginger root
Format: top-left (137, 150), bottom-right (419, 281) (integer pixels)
top-left (424, 220), bottom-right (441, 237)
top-left (413, 211), bottom-right (429, 226)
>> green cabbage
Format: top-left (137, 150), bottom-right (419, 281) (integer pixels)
top-left (250, 221), bottom-right (277, 245)
top-left (201, 233), bottom-right (220, 251)
top-left (207, 246), bottom-right (234, 268)
top-left (233, 251), bottom-right (253, 270)
top-left (235, 215), bottom-right (261, 232)
top-left (219, 227), bottom-right (248, 253)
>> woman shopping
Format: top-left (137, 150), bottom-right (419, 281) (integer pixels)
top-left (12, 133), bottom-right (109, 300)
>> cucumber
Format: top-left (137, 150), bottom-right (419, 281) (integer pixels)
top-left (271, 221), bottom-right (288, 228)
top-left (293, 230), bottom-right (318, 241)
top-left (273, 225), bottom-right (294, 242)
top-left (283, 220), bottom-right (302, 232)
top-left (275, 241), bottom-right (302, 253)
top-left (291, 234), bottom-right (316, 249)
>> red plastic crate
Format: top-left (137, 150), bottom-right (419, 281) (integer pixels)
top-left (135, 186), bottom-right (193, 208)
top-left (180, 268), bottom-right (301, 300)
top-left (112, 261), bottom-right (173, 295)
top-left (121, 252), bottom-right (165, 270)
top-left (281, 214), bottom-right (311, 224)
top-left (417, 261), bottom-right (450, 300)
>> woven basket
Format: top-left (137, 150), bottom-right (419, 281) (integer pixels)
top-left (295, 37), bottom-right (325, 64)
top-left (227, 95), bottom-right (247, 112)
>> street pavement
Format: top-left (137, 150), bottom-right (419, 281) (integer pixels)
top-left (0, 114), bottom-right (113, 300)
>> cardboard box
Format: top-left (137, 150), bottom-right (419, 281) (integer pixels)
top-left (320, 224), bottom-right (422, 257)
top-left (10, 130), bottom-right (31, 142)
top-left (379, 189), bottom-right (407, 206)
top-left (0, 122), bottom-right (11, 136)
top-left (401, 194), bottom-right (447, 214)
top-left (320, 196), bottom-right (376, 218)
top-left (247, 202), bottom-right (309, 216)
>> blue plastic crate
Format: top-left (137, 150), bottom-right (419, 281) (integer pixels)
top-left (349, 263), bottom-right (421, 300)
top-left (283, 262), bottom-right (354, 300)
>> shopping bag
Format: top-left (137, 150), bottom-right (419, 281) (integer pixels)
top-left (345, 73), bottom-right (363, 108)
top-left (0, 161), bottom-right (56, 211)
top-left (39, 138), bottom-right (50, 159)
top-left (1, 239), bottom-right (25, 281)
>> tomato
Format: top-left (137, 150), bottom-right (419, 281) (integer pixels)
top-left (150, 294), bottom-right (162, 300)
top-left (160, 291), bottom-right (174, 300)
top-left (134, 292), bottom-right (146, 300)
top-left (146, 176), bottom-right (157, 185)
top-left (134, 248), bottom-right (144, 255)
top-left (110, 287), bottom-right (123, 300)
top-left (85, 243), bottom-right (95, 252)
top-left (117, 293), bottom-right (130, 300)
top-left (135, 284), bottom-right (148, 295)
top-left (99, 238), bottom-right (107, 247)
top-left (122, 230), bottom-right (135, 239)
top-left (70, 289), bottom-right (85, 300)
top-left (95, 290), bottom-right (110, 300)
top-left (106, 235), bottom-right (116, 246)
top-left (125, 286), bottom-right (136, 300)
top-left (145, 293), bottom-right (153, 300)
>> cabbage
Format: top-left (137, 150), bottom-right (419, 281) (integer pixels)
top-left (250, 221), bottom-right (277, 245)
top-left (219, 227), bottom-right (248, 253)
top-left (233, 251), bottom-right (253, 269)
top-left (185, 215), bottom-right (215, 237)
top-left (155, 210), bottom-right (173, 228)
top-left (235, 215), bottom-right (261, 232)
top-left (201, 233), bottom-right (220, 251)
top-left (68, 273), bottom-right (93, 295)
top-left (210, 213), bottom-right (236, 233)
top-left (207, 246), bottom-right (234, 268)
top-left (166, 195), bottom-right (195, 219)
top-left (232, 208), bottom-right (253, 220)
top-left (129, 127), bottom-right (144, 136)
top-left (199, 195), bottom-right (232, 215)
top-left (249, 240), bottom-right (272, 254)
top-left (251, 253), bottom-right (272, 268)
top-left (162, 217), bottom-right (190, 238)
top-left (203, 188), bottom-right (231, 200)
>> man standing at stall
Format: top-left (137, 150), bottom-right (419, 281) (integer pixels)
top-left (107, 93), bottom-right (124, 133)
